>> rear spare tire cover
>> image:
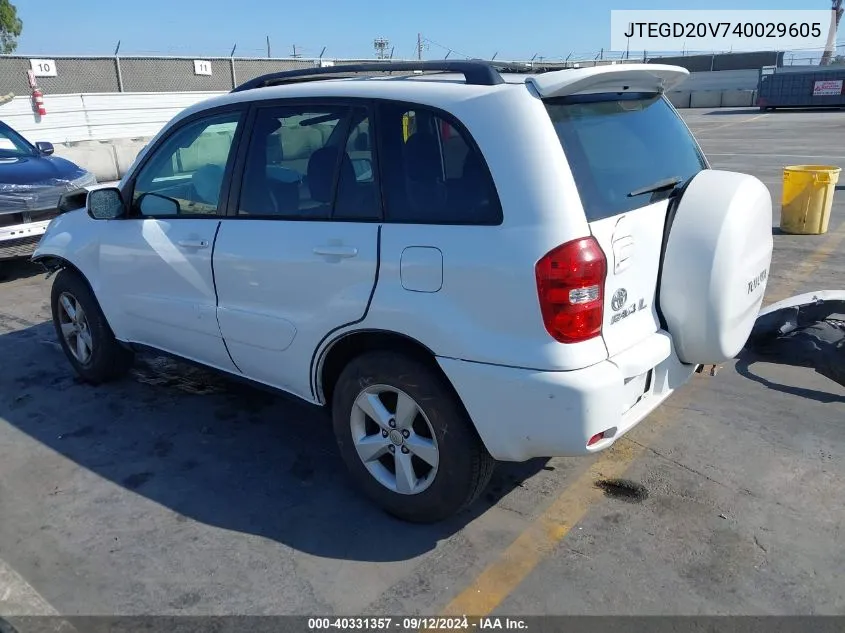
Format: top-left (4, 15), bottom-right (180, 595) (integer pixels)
top-left (659, 169), bottom-right (773, 365)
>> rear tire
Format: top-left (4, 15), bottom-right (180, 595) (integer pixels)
top-left (331, 351), bottom-right (495, 523)
top-left (50, 269), bottom-right (134, 384)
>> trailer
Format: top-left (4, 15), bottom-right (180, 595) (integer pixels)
top-left (757, 65), bottom-right (845, 110)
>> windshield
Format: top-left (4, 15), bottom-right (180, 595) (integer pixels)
top-left (545, 93), bottom-right (707, 222)
top-left (0, 121), bottom-right (37, 158)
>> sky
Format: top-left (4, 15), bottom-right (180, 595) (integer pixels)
top-left (12, 0), bottom-right (840, 62)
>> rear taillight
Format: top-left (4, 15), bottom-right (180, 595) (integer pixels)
top-left (535, 236), bottom-right (607, 344)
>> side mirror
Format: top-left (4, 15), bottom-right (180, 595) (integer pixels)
top-left (137, 192), bottom-right (181, 216)
top-left (87, 187), bottom-right (126, 220)
top-left (35, 141), bottom-right (54, 156)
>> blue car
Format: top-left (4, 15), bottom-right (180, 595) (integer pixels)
top-left (0, 120), bottom-right (96, 261)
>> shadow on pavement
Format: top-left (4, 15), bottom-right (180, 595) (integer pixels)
top-left (0, 259), bottom-right (43, 283)
top-left (703, 107), bottom-right (845, 116)
top-left (0, 322), bottom-right (546, 563)
top-left (701, 108), bottom-right (762, 116)
top-left (734, 348), bottom-right (845, 404)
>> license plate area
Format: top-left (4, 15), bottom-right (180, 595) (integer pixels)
top-left (620, 370), bottom-right (652, 414)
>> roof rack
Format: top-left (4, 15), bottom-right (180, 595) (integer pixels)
top-left (231, 60), bottom-right (510, 92)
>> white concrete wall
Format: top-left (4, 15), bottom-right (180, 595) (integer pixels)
top-left (2, 92), bottom-right (226, 144)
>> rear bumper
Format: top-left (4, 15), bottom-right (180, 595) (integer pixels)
top-left (437, 331), bottom-right (697, 462)
top-left (0, 218), bottom-right (53, 260)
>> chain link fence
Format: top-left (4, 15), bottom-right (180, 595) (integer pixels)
top-left (1, 51), bottom-right (839, 96)
top-left (0, 55), bottom-right (324, 95)
top-left (1, 55), bottom-right (476, 95)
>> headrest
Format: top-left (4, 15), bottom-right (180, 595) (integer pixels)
top-left (307, 146), bottom-right (355, 203)
top-left (404, 133), bottom-right (442, 183)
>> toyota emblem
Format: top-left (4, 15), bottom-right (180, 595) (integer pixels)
top-left (611, 288), bottom-right (628, 312)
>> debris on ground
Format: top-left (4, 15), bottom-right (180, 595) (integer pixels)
top-left (745, 290), bottom-right (845, 387)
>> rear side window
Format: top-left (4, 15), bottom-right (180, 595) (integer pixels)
top-left (546, 94), bottom-right (707, 222)
top-left (376, 101), bottom-right (502, 225)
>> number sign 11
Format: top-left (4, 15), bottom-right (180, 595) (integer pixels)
top-left (193, 60), bottom-right (212, 76)
top-left (30, 59), bottom-right (58, 77)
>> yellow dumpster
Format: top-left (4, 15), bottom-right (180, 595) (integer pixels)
top-left (780, 165), bottom-right (841, 235)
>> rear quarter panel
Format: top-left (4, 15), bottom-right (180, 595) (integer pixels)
top-left (324, 85), bottom-right (612, 374)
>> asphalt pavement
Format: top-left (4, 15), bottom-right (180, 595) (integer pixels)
top-left (0, 108), bottom-right (843, 617)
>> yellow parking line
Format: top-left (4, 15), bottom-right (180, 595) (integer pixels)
top-left (438, 402), bottom-right (686, 617)
top-left (438, 217), bottom-right (844, 618)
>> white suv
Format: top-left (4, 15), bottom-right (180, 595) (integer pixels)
top-left (32, 61), bottom-right (774, 523)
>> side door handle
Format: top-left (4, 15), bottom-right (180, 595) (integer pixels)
top-left (177, 239), bottom-right (209, 249)
top-left (313, 245), bottom-right (358, 258)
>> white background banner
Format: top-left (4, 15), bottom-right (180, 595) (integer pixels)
top-left (610, 10), bottom-right (831, 53)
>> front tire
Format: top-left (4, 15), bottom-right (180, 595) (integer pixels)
top-left (50, 269), bottom-right (134, 384)
top-left (332, 351), bottom-right (495, 523)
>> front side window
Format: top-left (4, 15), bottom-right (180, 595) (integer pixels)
top-left (132, 112), bottom-right (242, 217)
top-left (238, 105), bottom-right (379, 220)
top-left (376, 102), bottom-right (502, 225)
top-left (545, 93), bottom-right (707, 222)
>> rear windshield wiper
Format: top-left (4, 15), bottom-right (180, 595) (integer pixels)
top-left (627, 177), bottom-right (682, 198)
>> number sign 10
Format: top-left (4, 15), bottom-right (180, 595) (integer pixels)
top-left (193, 60), bottom-right (212, 76)
top-left (30, 59), bottom-right (58, 77)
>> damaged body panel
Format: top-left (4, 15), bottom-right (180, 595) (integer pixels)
top-left (745, 290), bottom-right (845, 388)
top-left (0, 119), bottom-right (97, 261)
top-left (0, 178), bottom-right (96, 261)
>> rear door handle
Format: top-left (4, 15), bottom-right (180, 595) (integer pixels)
top-left (313, 245), bottom-right (358, 258)
top-left (177, 239), bottom-right (209, 249)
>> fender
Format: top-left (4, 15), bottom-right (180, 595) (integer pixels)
top-left (32, 208), bottom-right (108, 309)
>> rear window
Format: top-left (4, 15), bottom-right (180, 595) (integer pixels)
top-left (545, 93), bottom-right (707, 222)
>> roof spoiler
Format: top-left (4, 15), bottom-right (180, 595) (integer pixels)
top-left (525, 64), bottom-right (689, 99)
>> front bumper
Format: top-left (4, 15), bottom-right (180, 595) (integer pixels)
top-left (437, 331), bottom-right (697, 462)
top-left (0, 217), bottom-right (53, 260)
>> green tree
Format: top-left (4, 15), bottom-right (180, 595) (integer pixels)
top-left (0, 1), bottom-right (22, 55)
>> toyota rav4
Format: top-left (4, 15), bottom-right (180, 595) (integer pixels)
top-left (32, 61), bottom-right (774, 523)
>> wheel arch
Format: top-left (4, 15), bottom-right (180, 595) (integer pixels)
top-left (33, 255), bottom-right (94, 293)
top-left (34, 254), bottom-right (124, 345)
top-left (316, 329), bottom-right (462, 411)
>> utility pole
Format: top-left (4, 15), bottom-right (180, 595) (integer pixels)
top-left (266, 36), bottom-right (271, 58)
top-left (292, 44), bottom-right (301, 58)
top-left (417, 33), bottom-right (422, 60)
top-left (821, 0), bottom-right (844, 65)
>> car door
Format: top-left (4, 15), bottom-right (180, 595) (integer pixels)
top-left (97, 106), bottom-right (246, 373)
top-left (213, 101), bottom-right (381, 400)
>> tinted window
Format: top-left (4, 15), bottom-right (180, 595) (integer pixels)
top-left (132, 112), bottom-right (241, 216)
top-left (376, 102), bottom-right (501, 225)
top-left (238, 106), bottom-right (379, 220)
top-left (545, 94), bottom-right (707, 222)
